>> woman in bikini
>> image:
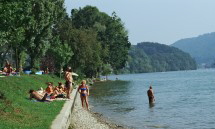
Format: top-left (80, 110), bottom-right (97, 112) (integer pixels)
top-left (78, 80), bottom-right (89, 110)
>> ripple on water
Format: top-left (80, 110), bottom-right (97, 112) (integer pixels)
top-left (90, 69), bottom-right (215, 129)
top-left (113, 107), bottom-right (135, 113)
top-left (146, 125), bottom-right (170, 129)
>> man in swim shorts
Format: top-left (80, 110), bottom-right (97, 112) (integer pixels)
top-left (64, 67), bottom-right (73, 99)
top-left (147, 86), bottom-right (155, 103)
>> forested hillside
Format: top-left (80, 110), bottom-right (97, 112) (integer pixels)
top-left (126, 42), bottom-right (197, 73)
top-left (172, 32), bottom-right (215, 66)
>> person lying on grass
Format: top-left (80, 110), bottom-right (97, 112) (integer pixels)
top-left (36, 87), bottom-right (45, 96)
top-left (29, 89), bottom-right (52, 102)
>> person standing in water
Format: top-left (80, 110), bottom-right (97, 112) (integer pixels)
top-left (147, 86), bottom-right (155, 103)
top-left (78, 80), bottom-right (90, 110)
top-left (64, 67), bottom-right (73, 99)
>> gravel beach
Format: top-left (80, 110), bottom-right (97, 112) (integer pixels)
top-left (69, 95), bottom-right (126, 129)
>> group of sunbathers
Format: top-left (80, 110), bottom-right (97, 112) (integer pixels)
top-left (29, 82), bottom-right (67, 102)
top-left (29, 80), bottom-right (90, 110)
top-left (0, 60), bottom-right (18, 76)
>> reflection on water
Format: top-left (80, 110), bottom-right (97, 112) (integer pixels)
top-left (91, 80), bottom-right (131, 97)
top-left (90, 80), bottom-right (134, 113)
top-left (89, 69), bottom-right (215, 129)
top-left (149, 103), bottom-right (155, 108)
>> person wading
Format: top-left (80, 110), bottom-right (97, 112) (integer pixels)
top-left (147, 86), bottom-right (155, 103)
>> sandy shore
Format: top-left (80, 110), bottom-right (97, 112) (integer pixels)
top-left (69, 95), bottom-right (126, 129)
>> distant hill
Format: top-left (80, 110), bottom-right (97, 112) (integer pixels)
top-left (124, 42), bottom-right (197, 73)
top-left (171, 32), bottom-right (215, 66)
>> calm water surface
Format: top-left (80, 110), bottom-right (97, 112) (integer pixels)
top-left (89, 69), bottom-right (215, 129)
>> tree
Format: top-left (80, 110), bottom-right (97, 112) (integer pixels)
top-left (22, 0), bottom-right (66, 69)
top-left (53, 15), bottom-right (103, 77)
top-left (71, 6), bottom-right (130, 74)
top-left (49, 39), bottom-right (73, 78)
top-left (0, 1), bottom-right (27, 70)
top-left (101, 64), bottom-right (112, 80)
top-left (104, 12), bottom-right (131, 72)
top-left (68, 28), bottom-right (102, 77)
top-left (0, 0), bottom-right (66, 71)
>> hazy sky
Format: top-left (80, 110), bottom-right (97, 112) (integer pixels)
top-left (64, 0), bottom-right (215, 45)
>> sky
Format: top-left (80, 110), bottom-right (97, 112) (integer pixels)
top-left (64, 0), bottom-right (215, 45)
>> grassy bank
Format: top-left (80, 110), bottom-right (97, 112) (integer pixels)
top-left (0, 75), bottom-right (65, 129)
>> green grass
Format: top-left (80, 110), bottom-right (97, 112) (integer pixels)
top-left (0, 75), bottom-right (66, 129)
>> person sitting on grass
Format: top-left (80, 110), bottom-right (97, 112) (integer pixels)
top-left (2, 60), bottom-right (14, 76)
top-left (45, 82), bottom-right (54, 95)
top-left (57, 82), bottom-right (66, 94)
top-left (58, 82), bottom-right (65, 91)
top-left (53, 82), bottom-right (66, 98)
top-left (29, 89), bottom-right (52, 102)
top-left (2, 67), bottom-right (7, 73)
top-left (78, 80), bottom-right (90, 110)
top-left (45, 82), bottom-right (57, 99)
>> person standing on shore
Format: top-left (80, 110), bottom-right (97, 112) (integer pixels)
top-left (147, 86), bottom-right (155, 103)
top-left (78, 80), bottom-right (90, 110)
top-left (64, 67), bottom-right (73, 99)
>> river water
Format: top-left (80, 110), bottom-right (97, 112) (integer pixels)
top-left (89, 69), bottom-right (215, 129)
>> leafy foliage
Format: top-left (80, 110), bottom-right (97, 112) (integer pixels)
top-left (68, 28), bottom-right (102, 77)
top-left (0, 3), bottom-right (130, 77)
top-left (0, 0), bottom-right (66, 70)
top-left (71, 6), bottom-right (131, 74)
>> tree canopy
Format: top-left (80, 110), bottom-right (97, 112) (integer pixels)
top-left (0, 3), bottom-right (130, 77)
top-left (1, 2), bottom-right (196, 77)
top-left (71, 6), bottom-right (131, 74)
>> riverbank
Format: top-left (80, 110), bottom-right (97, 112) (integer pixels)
top-left (69, 94), bottom-right (126, 129)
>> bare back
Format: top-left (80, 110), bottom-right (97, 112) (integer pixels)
top-left (30, 91), bottom-right (43, 101)
top-left (147, 89), bottom-right (154, 97)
